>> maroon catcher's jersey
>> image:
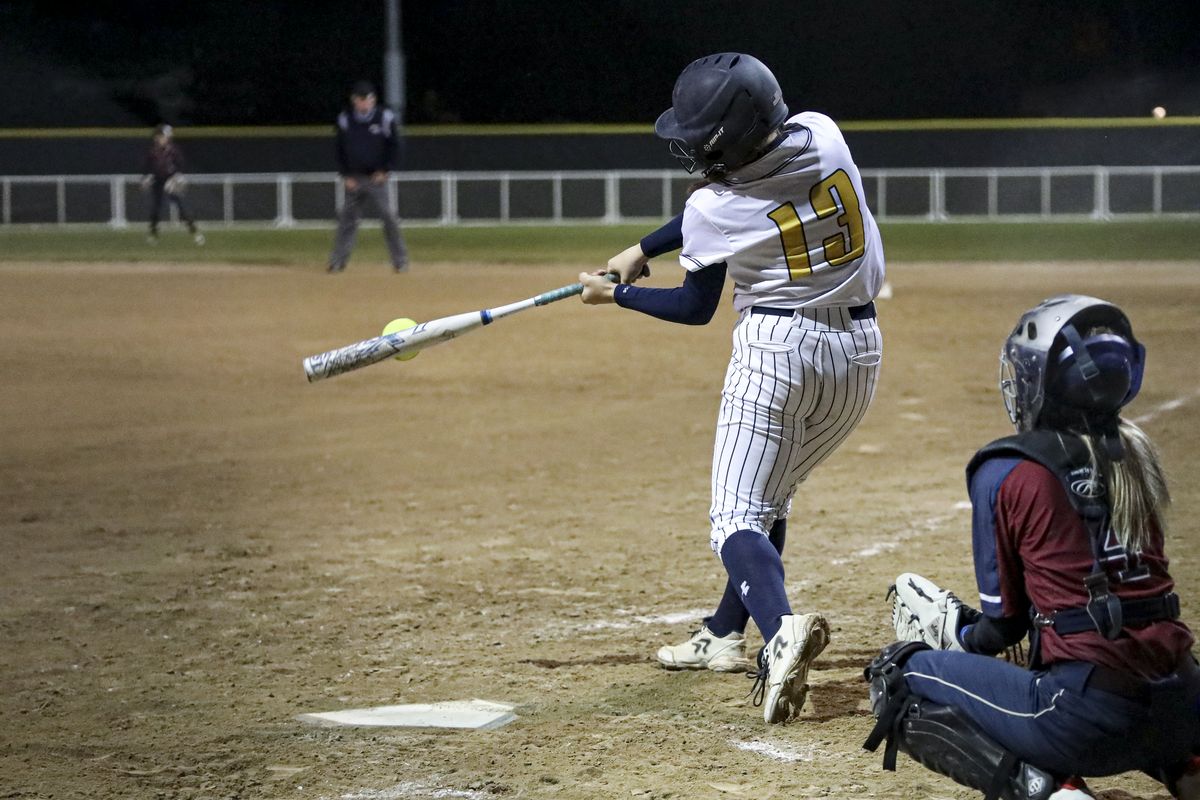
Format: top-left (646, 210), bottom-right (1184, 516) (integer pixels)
top-left (970, 456), bottom-right (1193, 679)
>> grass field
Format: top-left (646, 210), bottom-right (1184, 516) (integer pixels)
top-left (1, 219), bottom-right (1199, 265)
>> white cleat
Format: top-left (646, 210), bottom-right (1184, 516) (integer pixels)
top-left (755, 613), bottom-right (830, 724)
top-left (656, 625), bottom-right (751, 673)
top-left (193, 232), bottom-right (206, 246)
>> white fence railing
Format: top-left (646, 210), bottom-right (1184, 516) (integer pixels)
top-left (2, 167), bottom-right (1198, 228)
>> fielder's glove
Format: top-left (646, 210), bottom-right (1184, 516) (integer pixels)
top-left (889, 572), bottom-right (980, 651)
top-left (164, 174), bottom-right (187, 195)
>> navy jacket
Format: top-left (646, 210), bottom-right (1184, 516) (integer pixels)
top-left (335, 106), bottom-right (400, 175)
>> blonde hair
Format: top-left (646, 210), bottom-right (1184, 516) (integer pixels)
top-left (1081, 419), bottom-right (1170, 552)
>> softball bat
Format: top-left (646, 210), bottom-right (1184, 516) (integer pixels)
top-left (302, 274), bottom-right (615, 383)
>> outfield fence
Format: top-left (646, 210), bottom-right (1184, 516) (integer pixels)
top-left (2, 166), bottom-right (1198, 228)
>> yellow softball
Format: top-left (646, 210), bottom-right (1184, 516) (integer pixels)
top-left (381, 317), bottom-right (420, 361)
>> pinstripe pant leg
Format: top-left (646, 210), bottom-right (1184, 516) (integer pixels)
top-left (709, 309), bottom-right (882, 555)
top-left (780, 313), bottom-right (882, 504)
top-left (710, 312), bottom-right (816, 553)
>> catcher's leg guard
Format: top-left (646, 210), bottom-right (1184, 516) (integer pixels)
top-left (863, 642), bottom-right (1055, 800)
top-left (897, 700), bottom-right (1056, 800)
top-left (863, 640), bottom-right (931, 770)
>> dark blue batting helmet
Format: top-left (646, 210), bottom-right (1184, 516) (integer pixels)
top-left (655, 53), bottom-right (789, 178)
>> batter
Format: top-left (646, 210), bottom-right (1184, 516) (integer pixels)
top-left (579, 52), bottom-right (886, 724)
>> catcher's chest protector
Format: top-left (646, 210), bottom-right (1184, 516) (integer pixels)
top-left (965, 430), bottom-right (1180, 647)
top-left (966, 430), bottom-right (1106, 523)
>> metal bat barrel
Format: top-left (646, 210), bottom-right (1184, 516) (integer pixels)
top-left (303, 311), bottom-right (486, 382)
top-left (302, 275), bottom-right (611, 383)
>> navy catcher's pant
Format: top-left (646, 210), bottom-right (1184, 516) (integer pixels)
top-left (902, 649), bottom-right (1200, 780)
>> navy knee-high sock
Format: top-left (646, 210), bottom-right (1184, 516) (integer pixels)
top-left (706, 519), bottom-right (787, 637)
top-left (711, 526), bottom-right (792, 643)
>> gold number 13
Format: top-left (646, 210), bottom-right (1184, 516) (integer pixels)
top-left (766, 169), bottom-right (865, 279)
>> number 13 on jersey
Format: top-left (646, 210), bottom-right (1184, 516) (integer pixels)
top-left (766, 169), bottom-right (866, 279)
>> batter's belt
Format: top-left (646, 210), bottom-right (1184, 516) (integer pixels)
top-left (751, 301), bottom-right (876, 320)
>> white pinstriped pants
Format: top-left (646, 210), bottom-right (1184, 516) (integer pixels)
top-left (709, 306), bottom-right (882, 554)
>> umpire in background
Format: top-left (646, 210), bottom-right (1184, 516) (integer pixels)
top-left (328, 80), bottom-right (409, 273)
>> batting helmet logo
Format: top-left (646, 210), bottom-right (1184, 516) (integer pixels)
top-left (1070, 477), bottom-right (1105, 498)
top-left (703, 126), bottom-right (725, 152)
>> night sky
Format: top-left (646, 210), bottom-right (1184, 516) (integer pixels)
top-left (1, 0), bottom-right (1198, 127)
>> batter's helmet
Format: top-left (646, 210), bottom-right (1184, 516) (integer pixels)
top-left (999, 294), bottom-right (1145, 433)
top-left (654, 53), bottom-right (788, 178)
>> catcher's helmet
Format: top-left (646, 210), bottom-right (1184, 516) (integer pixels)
top-left (999, 294), bottom-right (1144, 432)
top-left (655, 53), bottom-right (788, 178)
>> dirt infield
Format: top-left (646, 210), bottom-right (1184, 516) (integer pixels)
top-left (2, 258), bottom-right (1197, 800)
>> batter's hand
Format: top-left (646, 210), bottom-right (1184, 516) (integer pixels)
top-left (579, 271), bottom-right (617, 304)
top-left (344, 176), bottom-right (360, 191)
top-left (370, 171), bottom-right (388, 185)
top-left (607, 243), bottom-right (651, 284)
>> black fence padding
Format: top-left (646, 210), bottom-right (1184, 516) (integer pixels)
top-left (1, 126), bottom-right (1197, 176)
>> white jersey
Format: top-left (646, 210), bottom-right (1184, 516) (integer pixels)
top-left (679, 112), bottom-right (885, 313)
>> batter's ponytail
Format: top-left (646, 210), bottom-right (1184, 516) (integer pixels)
top-left (1081, 419), bottom-right (1170, 553)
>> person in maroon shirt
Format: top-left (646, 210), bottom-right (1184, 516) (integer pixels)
top-left (140, 124), bottom-right (203, 245)
top-left (864, 295), bottom-right (1198, 800)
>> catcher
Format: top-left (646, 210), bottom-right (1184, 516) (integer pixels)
top-left (864, 295), bottom-right (1198, 800)
top-left (141, 124), bottom-right (204, 245)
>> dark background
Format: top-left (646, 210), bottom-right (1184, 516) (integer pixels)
top-left (1, 0), bottom-right (1198, 128)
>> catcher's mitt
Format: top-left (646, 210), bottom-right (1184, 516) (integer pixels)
top-left (889, 572), bottom-right (977, 651)
top-left (164, 174), bottom-right (187, 195)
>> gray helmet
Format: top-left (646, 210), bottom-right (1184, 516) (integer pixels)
top-left (654, 53), bottom-right (788, 178)
top-left (999, 294), bottom-right (1145, 433)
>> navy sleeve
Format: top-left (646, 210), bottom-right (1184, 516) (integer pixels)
top-left (969, 456), bottom-right (1022, 617)
top-left (613, 263), bottom-right (725, 325)
top-left (639, 214), bottom-right (684, 258)
top-left (960, 613), bottom-right (1029, 656)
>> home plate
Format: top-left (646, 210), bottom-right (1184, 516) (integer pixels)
top-left (296, 699), bottom-right (517, 730)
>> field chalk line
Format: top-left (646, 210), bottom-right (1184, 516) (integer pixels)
top-left (337, 781), bottom-right (486, 800)
top-left (1131, 388), bottom-right (1200, 425)
top-left (732, 739), bottom-right (828, 763)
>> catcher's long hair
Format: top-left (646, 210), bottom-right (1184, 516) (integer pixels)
top-left (1080, 419), bottom-right (1170, 553)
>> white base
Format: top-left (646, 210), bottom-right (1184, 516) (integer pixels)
top-left (296, 699), bottom-right (516, 730)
